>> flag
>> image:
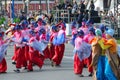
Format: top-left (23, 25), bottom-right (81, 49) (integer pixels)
top-left (11, 0), bottom-right (15, 19)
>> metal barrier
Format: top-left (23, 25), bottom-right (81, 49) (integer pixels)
top-left (53, 9), bottom-right (77, 23)
top-left (53, 9), bottom-right (120, 38)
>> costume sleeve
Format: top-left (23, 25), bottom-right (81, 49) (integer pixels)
top-left (98, 39), bottom-right (112, 50)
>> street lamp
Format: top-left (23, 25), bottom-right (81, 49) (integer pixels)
top-left (22, 0), bottom-right (29, 14)
top-left (25, 0), bottom-right (29, 14)
top-left (0, 0), bottom-right (2, 15)
top-left (39, 0), bottom-right (42, 14)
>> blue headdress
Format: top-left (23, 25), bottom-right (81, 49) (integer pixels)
top-left (0, 33), bottom-right (3, 37)
top-left (39, 28), bottom-right (46, 34)
top-left (13, 25), bottom-right (21, 30)
top-left (77, 30), bottom-right (84, 36)
top-left (89, 27), bottom-right (95, 35)
top-left (71, 21), bottom-right (76, 28)
top-left (29, 30), bottom-right (35, 36)
top-left (105, 28), bottom-right (114, 37)
top-left (52, 25), bottom-right (58, 32)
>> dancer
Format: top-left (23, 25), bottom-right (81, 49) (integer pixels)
top-left (97, 28), bottom-right (120, 80)
top-left (73, 30), bottom-right (91, 77)
top-left (0, 32), bottom-right (7, 73)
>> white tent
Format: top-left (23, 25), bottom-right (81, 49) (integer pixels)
top-left (109, 0), bottom-right (120, 14)
top-left (86, 0), bottom-right (104, 11)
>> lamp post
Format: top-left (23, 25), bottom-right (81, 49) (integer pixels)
top-left (46, 0), bottom-right (48, 13)
top-left (48, 0), bottom-right (50, 14)
top-left (25, 0), bottom-right (29, 14)
top-left (39, 0), bottom-right (42, 14)
top-left (22, 0), bottom-right (26, 13)
top-left (0, 0), bottom-right (2, 15)
top-left (5, 0), bottom-right (7, 15)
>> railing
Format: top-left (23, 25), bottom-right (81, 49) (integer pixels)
top-left (53, 9), bottom-right (78, 23)
top-left (53, 9), bottom-right (120, 38)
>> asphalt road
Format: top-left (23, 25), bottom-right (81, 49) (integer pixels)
top-left (0, 43), bottom-right (92, 80)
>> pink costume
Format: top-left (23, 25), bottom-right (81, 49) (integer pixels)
top-left (83, 33), bottom-right (94, 73)
top-left (39, 33), bottom-right (50, 59)
top-left (74, 36), bottom-right (84, 74)
top-left (80, 26), bottom-right (89, 35)
top-left (13, 31), bottom-right (27, 69)
top-left (0, 38), bottom-right (7, 73)
top-left (84, 34), bottom-right (95, 43)
top-left (21, 29), bottom-right (30, 63)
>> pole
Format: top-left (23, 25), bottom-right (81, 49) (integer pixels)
top-left (48, 0), bottom-right (50, 14)
top-left (0, 0), bottom-right (2, 15)
top-left (46, 0), bottom-right (48, 13)
top-left (5, 0), bottom-right (7, 15)
top-left (26, 0), bottom-right (29, 14)
top-left (39, 0), bottom-right (42, 14)
top-left (22, 0), bottom-right (26, 13)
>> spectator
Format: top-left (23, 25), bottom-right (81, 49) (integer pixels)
top-left (19, 12), bottom-right (27, 22)
top-left (61, 0), bottom-right (72, 10)
top-left (72, 1), bottom-right (78, 14)
top-left (79, 0), bottom-right (86, 13)
top-left (83, 10), bottom-right (89, 21)
top-left (77, 11), bottom-right (84, 28)
top-left (107, 11), bottom-right (113, 17)
top-left (90, 1), bottom-right (95, 10)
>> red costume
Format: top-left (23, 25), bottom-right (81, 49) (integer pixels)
top-left (27, 36), bottom-right (43, 71)
top-left (52, 28), bottom-right (66, 66)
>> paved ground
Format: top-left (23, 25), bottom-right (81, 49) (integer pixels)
top-left (0, 43), bottom-right (92, 80)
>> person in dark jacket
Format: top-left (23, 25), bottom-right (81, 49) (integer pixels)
top-left (77, 11), bottom-right (84, 28)
top-left (79, 1), bottom-right (86, 13)
top-left (19, 12), bottom-right (27, 22)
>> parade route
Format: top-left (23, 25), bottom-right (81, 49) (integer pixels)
top-left (0, 44), bottom-right (92, 80)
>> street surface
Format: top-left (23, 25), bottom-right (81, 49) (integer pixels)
top-left (0, 43), bottom-right (92, 80)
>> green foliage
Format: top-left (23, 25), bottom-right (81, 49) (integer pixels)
top-left (60, 0), bottom-right (64, 4)
top-left (0, 17), bottom-right (6, 25)
top-left (117, 39), bottom-right (120, 44)
top-left (13, 18), bottom-right (20, 23)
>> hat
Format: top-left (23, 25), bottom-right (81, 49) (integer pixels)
top-left (89, 27), bottom-right (95, 35)
top-left (52, 25), bottom-right (58, 31)
top-left (106, 28), bottom-right (114, 37)
top-left (31, 21), bottom-right (38, 28)
top-left (42, 21), bottom-right (46, 25)
top-left (71, 21), bottom-right (76, 28)
top-left (59, 22), bottom-right (66, 29)
top-left (21, 20), bottom-right (28, 28)
top-left (39, 28), bottom-right (46, 34)
top-left (99, 24), bottom-right (105, 31)
top-left (77, 30), bottom-right (84, 36)
top-left (38, 18), bottom-right (43, 22)
top-left (95, 29), bottom-right (102, 36)
top-left (13, 25), bottom-right (21, 30)
top-left (29, 30), bottom-right (35, 36)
